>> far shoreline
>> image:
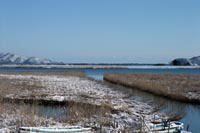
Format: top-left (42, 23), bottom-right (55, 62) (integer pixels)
top-left (0, 65), bottom-right (200, 69)
top-left (0, 65), bottom-right (128, 69)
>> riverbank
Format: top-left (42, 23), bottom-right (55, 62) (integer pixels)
top-left (0, 65), bottom-right (200, 69)
top-left (0, 72), bottom-right (166, 132)
top-left (104, 73), bottom-right (200, 104)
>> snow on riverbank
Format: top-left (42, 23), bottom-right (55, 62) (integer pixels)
top-left (0, 74), bottom-right (166, 131)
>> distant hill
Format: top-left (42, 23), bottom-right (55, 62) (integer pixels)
top-left (0, 52), bottom-right (65, 65)
top-left (170, 56), bottom-right (200, 66)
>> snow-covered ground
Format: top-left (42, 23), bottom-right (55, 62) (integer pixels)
top-left (0, 74), bottom-right (166, 132)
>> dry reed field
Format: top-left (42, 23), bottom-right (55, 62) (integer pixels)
top-left (0, 72), bottom-right (164, 132)
top-left (104, 73), bottom-right (200, 103)
top-left (0, 72), bottom-right (105, 132)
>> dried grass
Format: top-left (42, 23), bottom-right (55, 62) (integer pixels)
top-left (0, 71), bottom-right (86, 78)
top-left (104, 73), bottom-right (200, 103)
top-left (0, 72), bottom-right (116, 131)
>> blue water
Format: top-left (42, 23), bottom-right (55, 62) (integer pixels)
top-left (0, 67), bottom-right (200, 132)
top-left (0, 68), bottom-right (200, 80)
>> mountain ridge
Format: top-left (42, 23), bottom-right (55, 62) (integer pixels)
top-left (0, 52), bottom-right (65, 65)
top-left (170, 56), bottom-right (200, 66)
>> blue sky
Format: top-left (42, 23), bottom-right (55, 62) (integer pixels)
top-left (0, 0), bottom-right (200, 63)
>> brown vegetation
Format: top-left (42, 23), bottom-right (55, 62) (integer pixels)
top-left (0, 72), bottom-right (168, 132)
top-left (0, 71), bottom-right (86, 78)
top-left (0, 72), bottom-right (118, 132)
top-left (104, 73), bottom-right (200, 103)
top-left (0, 76), bottom-right (57, 130)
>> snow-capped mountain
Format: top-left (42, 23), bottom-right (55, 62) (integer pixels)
top-left (14, 56), bottom-right (27, 64)
top-left (190, 56), bottom-right (200, 65)
top-left (0, 52), bottom-right (65, 65)
top-left (170, 56), bottom-right (200, 66)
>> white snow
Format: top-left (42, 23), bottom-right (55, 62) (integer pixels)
top-left (0, 52), bottom-right (62, 65)
top-left (52, 96), bottom-right (65, 102)
top-left (190, 56), bottom-right (200, 65)
top-left (0, 74), bottom-right (166, 129)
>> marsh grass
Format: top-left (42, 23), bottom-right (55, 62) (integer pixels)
top-left (0, 72), bottom-right (118, 131)
top-left (0, 71), bottom-right (86, 101)
top-left (104, 73), bottom-right (200, 103)
top-left (0, 71), bottom-right (86, 78)
top-left (66, 102), bottom-right (112, 124)
top-left (0, 76), bottom-right (51, 127)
